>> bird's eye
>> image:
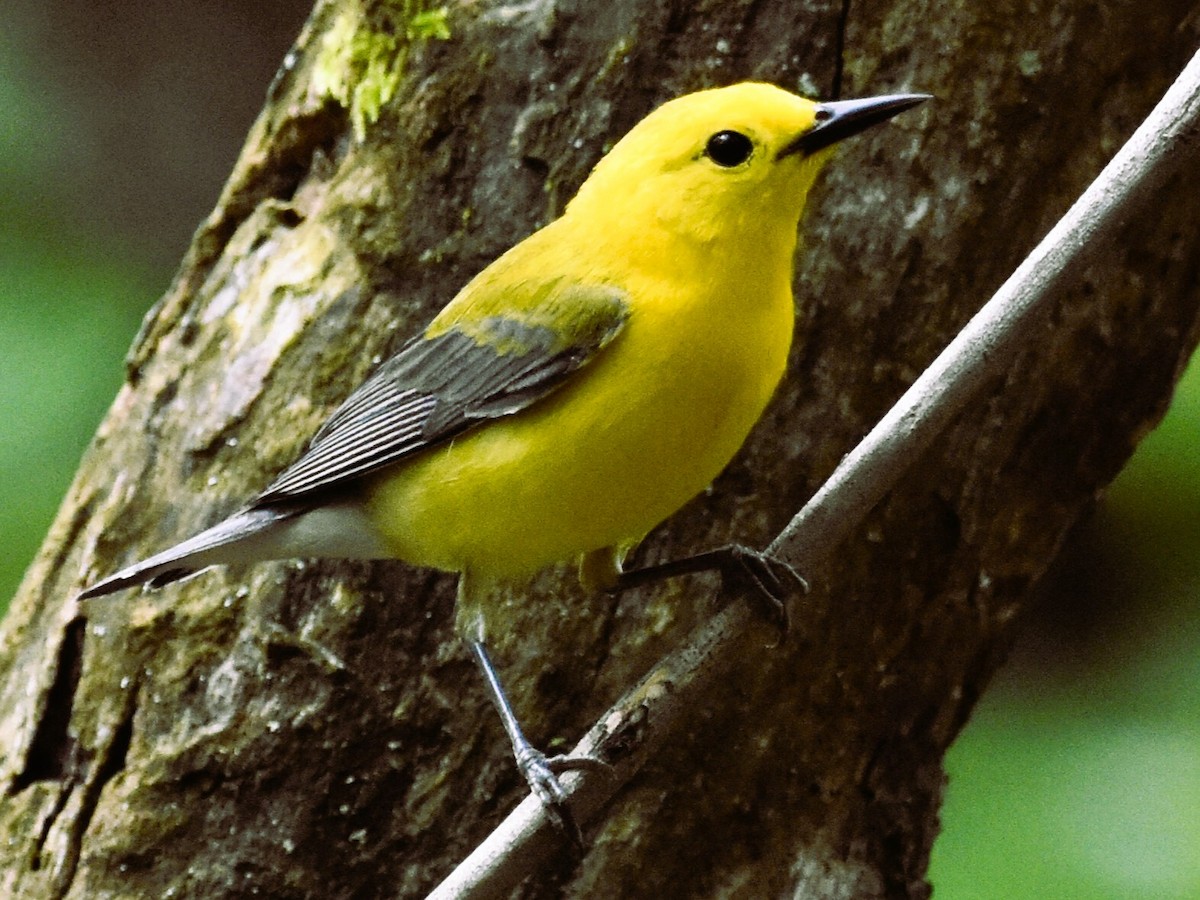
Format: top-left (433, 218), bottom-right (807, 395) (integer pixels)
top-left (704, 130), bottom-right (754, 167)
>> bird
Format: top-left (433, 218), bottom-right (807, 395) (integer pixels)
top-left (80, 82), bottom-right (929, 841)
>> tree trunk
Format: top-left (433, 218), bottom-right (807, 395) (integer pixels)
top-left (2, 0), bottom-right (1198, 897)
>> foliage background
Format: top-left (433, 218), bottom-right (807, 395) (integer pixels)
top-left (1, 2), bottom-right (1195, 896)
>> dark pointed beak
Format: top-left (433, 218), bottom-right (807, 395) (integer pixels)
top-left (780, 93), bottom-right (931, 158)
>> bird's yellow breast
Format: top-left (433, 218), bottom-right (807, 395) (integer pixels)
top-left (363, 223), bottom-right (795, 583)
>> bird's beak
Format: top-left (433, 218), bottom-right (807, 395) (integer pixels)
top-left (779, 93), bottom-right (932, 158)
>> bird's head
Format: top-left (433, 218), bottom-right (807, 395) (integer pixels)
top-left (566, 82), bottom-right (928, 255)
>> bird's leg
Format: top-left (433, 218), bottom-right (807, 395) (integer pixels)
top-left (467, 639), bottom-right (607, 848)
top-left (611, 544), bottom-right (808, 633)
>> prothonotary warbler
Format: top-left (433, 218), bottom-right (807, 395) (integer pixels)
top-left (80, 82), bottom-right (929, 840)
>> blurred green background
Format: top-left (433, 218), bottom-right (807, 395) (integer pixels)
top-left (1, 3), bottom-right (1196, 896)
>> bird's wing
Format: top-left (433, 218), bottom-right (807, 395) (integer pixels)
top-left (254, 282), bottom-right (629, 503)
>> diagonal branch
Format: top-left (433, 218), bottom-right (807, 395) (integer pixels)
top-left (427, 46), bottom-right (1200, 900)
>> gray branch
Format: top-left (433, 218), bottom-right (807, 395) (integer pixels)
top-left (427, 44), bottom-right (1200, 900)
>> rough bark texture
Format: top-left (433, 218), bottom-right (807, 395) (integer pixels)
top-left (2, 0), bottom-right (1198, 897)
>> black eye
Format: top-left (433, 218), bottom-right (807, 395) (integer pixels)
top-left (704, 130), bottom-right (754, 167)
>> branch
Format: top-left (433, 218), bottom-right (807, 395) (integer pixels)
top-left (427, 47), bottom-right (1200, 900)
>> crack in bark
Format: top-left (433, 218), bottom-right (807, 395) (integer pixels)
top-left (11, 617), bottom-right (86, 793)
top-left (29, 771), bottom-right (78, 873)
top-left (48, 683), bottom-right (137, 899)
top-left (11, 614), bottom-right (138, 897)
top-left (833, 0), bottom-right (851, 98)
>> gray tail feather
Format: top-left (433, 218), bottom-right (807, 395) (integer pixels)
top-left (78, 505), bottom-right (297, 600)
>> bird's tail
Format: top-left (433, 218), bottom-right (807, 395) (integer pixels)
top-left (78, 505), bottom-right (298, 600)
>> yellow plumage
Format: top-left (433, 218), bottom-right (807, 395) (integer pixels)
top-left (368, 85), bottom-right (826, 596)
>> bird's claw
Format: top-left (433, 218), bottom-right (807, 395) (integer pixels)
top-left (515, 747), bottom-right (609, 849)
top-left (717, 544), bottom-right (809, 638)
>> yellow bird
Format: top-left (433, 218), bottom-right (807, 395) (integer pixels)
top-left (81, 82), bottom-right (927, 838)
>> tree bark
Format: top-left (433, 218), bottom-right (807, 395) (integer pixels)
top-left (2, 1), bottom-right (1198, 897)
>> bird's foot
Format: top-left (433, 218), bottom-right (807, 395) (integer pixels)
top-left (712, 544), bottom-right (809, 637)
top-left (515, 746), bottom-right (609, 849)
top-left (609, 543), bottom-right (807, 638)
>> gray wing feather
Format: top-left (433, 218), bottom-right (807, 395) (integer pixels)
top-left (255, 286), bottom-right (628, 504)
top-left (77, 506), bottom-right (297, 599)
